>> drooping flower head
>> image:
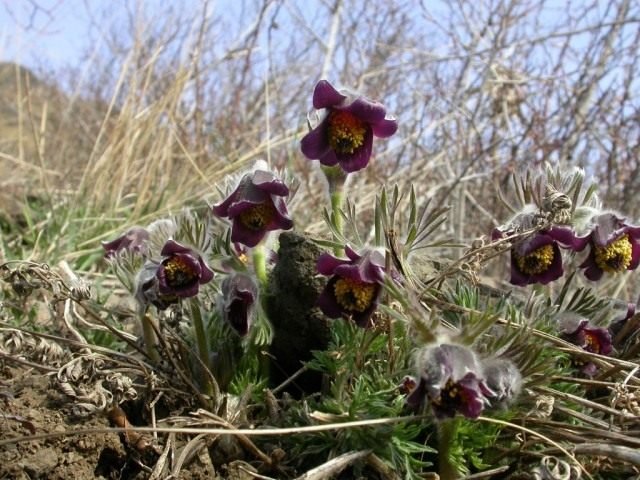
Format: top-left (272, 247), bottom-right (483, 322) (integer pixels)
top-left (559, 313), bottom-right (613, 376)
top-left (102, 227), bottom-right (150, 258)
top-left (576, 213), bottom-right (640, 281)
top-left (220, 273), bottom-right (258, 337)
top-left (156, 239), bottom-right (214, 298)
top-left (483, 358), bottom-right (522, 409)
top-left (493, 214), bottom-right (581, 286)
top-left (406, 343), bottom-right (494, 419)
top-left (300, 80), bottom-right (398, 173)
top-left (213, 169), bottom-right (293, 248)
top-left (316, 246), bottom-right (385, 328)
top-left (135, 261), bottom-right (178, 310)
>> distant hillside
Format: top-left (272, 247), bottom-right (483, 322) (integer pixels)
top-left (0, 62), bottom-right (104, 218)
top-left (0, 62), bottom-right (51, 157)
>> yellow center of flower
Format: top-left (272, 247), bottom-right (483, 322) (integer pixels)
top-left (327, 110), bottom-right (367, 154)
top-left (515, 244), bottom-right (555, 275)
top-left (583, 331), bottom-right (602, 354)
top-left (333, 277), bottom-right (376, 312)
top-left (164, 256), bottom-right (197, 288)
top-left (239, 203), bottom-right (276, 231)
top-left (594, 234), bottom-right (632, 273)
top-left (431, 379), bottom-right (468, 407)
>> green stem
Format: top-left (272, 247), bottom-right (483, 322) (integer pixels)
top-left (438, 419), bottom-right (459, 480)
top-left (189, 299), bottom-right (218, 402)
top-left (331, 189), bottom-right (344, 256)
top-left (140, 311), bottom-right (160, 364)
top-left (253, 244), bottom-right (268, 287)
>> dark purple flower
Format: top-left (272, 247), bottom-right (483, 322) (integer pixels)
top-left (406, 343), bottom-right (493, 419)
top-left (156, 240), bottom-right (214, 298)
top-left (102, 227), bottom-right (150, 258)
top-left (300, 80), bottom-right (398, 173)
top-left (316, 246), bottom-right (385, 328)
top-left (213, 169), bottom-right (293, 248)
top-left (559, 314), bottom-right (613, 376)
top-left (221, 273), bottom-right (258, 337)
top-left (576, 213), bottom-right (640, 281)
top-left (134, 261), bottom-right (179, 310)
top-left (493, 226), bottom-right (580, 286)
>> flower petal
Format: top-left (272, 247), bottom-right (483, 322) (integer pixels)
top-left (230, 220), bottom-right (267, 248)
top-left (628, 236), bottom-right (640, 270)
top-left (212, 181), bottom-right (244, 217)
top-left (317, 252), bottom-right (350, 275)
top-left (579, 253), bottom-right (604, 281)
top-left (199, 261), bottom-right (215, 284)
top-left (547, 227), bottom-right (583, 249)
top-left (316, 281), bottom-right (343, 318)
top-left (312, 80), bottom-right (346, 109)
top-left (371, 116), bottom-right (398, 138)
top-left (344, 97), bottom-right (386, 123)
top-left (337, 129), bottom-right (373, 173)
top-left (318, 148), bottom-right (340, 166)
top-left (161, 239), bottom-right (191, 256)
top-left (509, 260), bottom-right (530, 286)
top-left (301, 121), bottom-right (331, 160)
top-left (252, 170), bottom-right (290, 196)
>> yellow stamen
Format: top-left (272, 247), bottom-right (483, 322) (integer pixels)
top-left (327, 110), bottom-right (367, 154)
top-left (239, 203), bottom-right (276, 231)
top-left (515, 244), bottom-right (555, 275)
top-left (432, 379), bottom-right (466, 407)
top-left (584, 332), bottom-right (602, 354)
top-left (594, 234), bottom-right (632, 273)
top-left (333, 277), bottom-right (376, 312)
top-left (164, 257), bottom-right (197, 287)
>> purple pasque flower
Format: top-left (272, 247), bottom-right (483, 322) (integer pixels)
top-left (135, 261), bottom-right (179, 310)
top-left (576, 213), bottom-right (640, 281)
top-left (559, 314), bottom-right (613, 376)
top-left (316, 246), bottom-right (385, 328)
top-left (156, 240), bottom-right (214, 298)
top-left (102, 227), bottom-right (150, 258)
top-left (493, 225), bottom-right (580, 286)
top-left (300, 80), bottom-right (398, 173)
top-left (220, 273), bottom-right (258, 337)
top-left (406, 343), bottom-right (493, 419)
top-left (213, 169), bottom-right (293, 248)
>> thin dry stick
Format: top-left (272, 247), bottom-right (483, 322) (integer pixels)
top-left (0, 414), bottom-right (429, 447)
top-left (320, 0), bottom-right (343, 80)
top-left (477, 416), bottom-right (592, 480)
top-left (296, 450), bottom-right (371, 480)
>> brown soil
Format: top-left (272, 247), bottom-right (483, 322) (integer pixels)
top-left (0, 366), bottom-right (217, 480)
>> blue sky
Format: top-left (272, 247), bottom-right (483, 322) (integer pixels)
top-left (0, 0), bottom-right (91, 68)
top-left (0, 1), bottom-right (221, 70)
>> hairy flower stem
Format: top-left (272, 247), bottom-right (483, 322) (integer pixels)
top-left (438, 420), bottom-right (459, 480)
top-left (253, 244), bottom-right (268, 287)
top-left (189, 300), bottom-right (216, 401)
top-left (140, 312), bottom-right (160, 364)
top-left (331, 189), bottom-right (344, 256)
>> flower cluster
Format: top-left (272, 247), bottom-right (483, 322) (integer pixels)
top-left (405, 343), bottom-right (521, 419)
top-left (102, 78), bottom-right (398, 380)
top-left (492, 217), bottom-right (581, 286)
top-left (494, 210), bottom-right (640, 286)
